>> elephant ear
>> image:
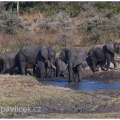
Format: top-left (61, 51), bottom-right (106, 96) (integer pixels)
top-left (41, 46), bottom-right (48, 60)
top-left (72, 48), bottom-right (87, 67)
top-left (76, 48), bottom-right (87, 65)
top-left (59, 48), bottom-right (69, 64)
top-left (48, 47), bottom-right (55, 57)
top-left (106, 41), bottom-right (115, 53)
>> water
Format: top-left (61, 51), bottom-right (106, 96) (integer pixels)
top-left (40, 78), bottom-right (120, 91)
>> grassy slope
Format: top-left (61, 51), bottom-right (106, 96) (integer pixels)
top-left (1, 2), bottom-right (120, 54)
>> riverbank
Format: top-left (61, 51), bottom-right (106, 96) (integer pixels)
top-left (0, 75), bottom-right (119, 118)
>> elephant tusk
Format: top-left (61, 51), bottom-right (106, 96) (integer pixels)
top-left (73, 64), bottom-right (76, 67)
top-left (65, 64), bottom-right (68, 69)
top-left (51, 63), bottom-right (56, 69)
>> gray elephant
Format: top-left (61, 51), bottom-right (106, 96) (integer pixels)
top-left (18, 46), bottom-right (56, 78)
top-left (0, 51), bottom-right (19, 74)
top-left (59, 48), bottom-right (87, 83)
top-left (55, 58), bottom-right (68, 77)
top-left (88, 41), bottom-right (120, 72)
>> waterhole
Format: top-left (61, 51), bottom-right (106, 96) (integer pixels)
top-left (40, 78), bottom-right (120, 91)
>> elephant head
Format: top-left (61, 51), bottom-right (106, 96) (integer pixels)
top-left (41, 46), bottom-right (56, 76)
top-left (41, 46), bottom-right (56, 68)
top-left (59, 48), bottom-right (87, 66)
top-left (59, 48), bottom-right (69, 64)
top-left (106, 41), bottom-right (120, 54)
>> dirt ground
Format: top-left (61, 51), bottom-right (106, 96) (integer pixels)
top-left (0, 71), bottom-right (120, 118)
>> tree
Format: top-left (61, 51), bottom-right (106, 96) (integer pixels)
top-left (17, 1), bottom-right (19, 16)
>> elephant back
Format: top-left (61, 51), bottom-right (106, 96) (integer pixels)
top-left (68, 48), bottom-right (87, 66)
top-left (92, 45), bottom-right (105, 61)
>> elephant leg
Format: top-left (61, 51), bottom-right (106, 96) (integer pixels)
top-left (57, 69), bottom-right (61, 77)
top-left (111, 54), bottom-right (117, 69)
top-left (106, 54), bottom-right (111, 70)
top-left (20, 62), bottom-right (27, 75)
top-left (96, 64), bottom-right (100, 71)
top-left (73, 67), bottom-right (77, 82)
top-left (46, 67), bottom-right (51, 77)
top-left (38, 61), bottom-right (45, 78)
top-left (1, 68), bottom-right (7, 74)
top-left (68, 63), bottom-right (74, 83)
top-left (54, 68), bottom-right (56, 77)
top-left (91, 58), bottom-right (97, 72)
top-left (63, 70), bottom-right (66, 77)
top-left (51, 67), bottom-right (56, 77)
top-left (74, 71), bottom-right (77, 82)
top-left (100, 60), bottom-right (106, 70)
top-left (77, 65), bottom-right (82, 82)
top-left (1, 63), bottom-right (9, 74)
top-left (1, 67), bottom-right (7, 74)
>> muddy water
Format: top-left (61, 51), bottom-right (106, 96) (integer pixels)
top-left (40, 78), bottom-right (120, 91)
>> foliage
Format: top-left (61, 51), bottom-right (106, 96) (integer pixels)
top-left (0, 11), bottom-right (19, 34)
top-left (94, 2), bottom-right (120, 16)
top-left (2, 2), bottom-right (120, 50)
top-left (94, 2), bottom-right (112, 10)
top-left (77, 17), bottom-right (114, 45)
top-left (19, 2), bottom-right (83, 17)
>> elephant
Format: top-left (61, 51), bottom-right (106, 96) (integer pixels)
top-left (88, 41), bottom-right (120, 72)
top-left (86, 56), bottom-right (107, 72)
top-left (0, 51), bottom-right (19, 74)
top-left (18, 46), bottom-right (56, 78)
top-left (55, 58), bottom-right (68, 77)
top-left (59, 48), bottom-right (87, 83)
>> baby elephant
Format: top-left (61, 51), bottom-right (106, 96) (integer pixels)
top-left (55, 58), bottom-right (68, 77)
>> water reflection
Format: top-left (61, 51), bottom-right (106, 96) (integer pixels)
top-left (41, 78), bottom-right (120, 91)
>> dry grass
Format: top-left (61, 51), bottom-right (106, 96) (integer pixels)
top-left (0, 75), bottom-right (41, 107)
top-left (0, 75), bottom-right (119, 118)
top-left (0, 75), bottom-right (75, 107)
top-left (0, 75), bottom-right (111, 106)
top-left (27, 112), bottom-right (120, 118)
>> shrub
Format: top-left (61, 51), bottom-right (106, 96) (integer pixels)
top-left (94, 2), bottom-right (112, 10)
top-left (77, 17), bottom-right (114, 45)
top-left (0, 11), bottom-right (22, 34)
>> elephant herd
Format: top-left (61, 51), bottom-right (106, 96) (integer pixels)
top-left (0, 40), bottom-right (120, 83)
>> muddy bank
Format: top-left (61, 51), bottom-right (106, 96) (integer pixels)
top-left (13, 90), bottom-right (120, 118)
top-left (27, 58), bottom-right (120, 80)
top-left (82, 59), bottom-right (120, 78)
top-left (36, 60), bottom-right (120, 81)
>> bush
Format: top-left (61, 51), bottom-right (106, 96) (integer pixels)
top-left (94, 2), bottom-right (112, 10)
top-left (77, 17), bottom-right (114, 45)
top-left (0, 11), bottom-right (20, 34)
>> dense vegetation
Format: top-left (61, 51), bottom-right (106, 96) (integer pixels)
top-left (0, 2), bottom-right (120, 54)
